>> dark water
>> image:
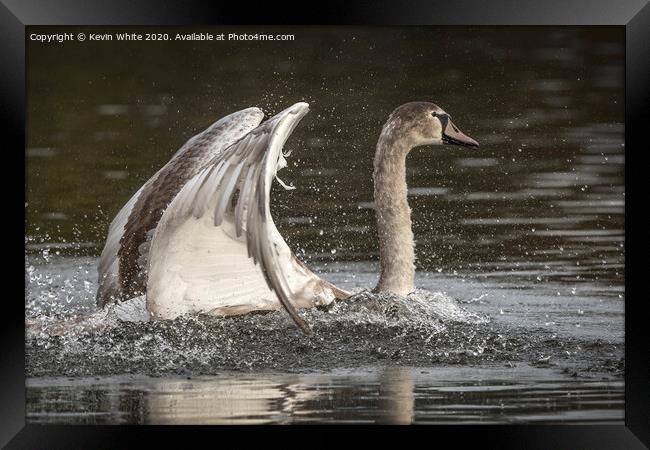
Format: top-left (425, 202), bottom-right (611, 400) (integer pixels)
top-left (25, 26), bottom-right (624, 424)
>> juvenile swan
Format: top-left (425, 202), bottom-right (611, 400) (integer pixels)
top-left (97, 102), bottom-right (479, 333)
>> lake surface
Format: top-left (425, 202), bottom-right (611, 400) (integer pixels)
top-left (25, 26), bottom-right (624, 424)
top-left (27, 367), bottom-right (623, 425)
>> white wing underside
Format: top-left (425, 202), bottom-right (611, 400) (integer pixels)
top-left (145, 103), bottom-right (346, 330)
top-left (96, 106), bottom-right (266, 305)
top-left (146, 213), bottom-right (331, 318)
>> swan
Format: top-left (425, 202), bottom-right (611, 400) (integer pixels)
top-left (96, 101), bottom-right (479, 334)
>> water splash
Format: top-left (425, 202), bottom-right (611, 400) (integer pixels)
top-left (25, 281), bottom-right (495, 375)
top-left (307, 289), bottom-right (488, 330)
top-left (25, 255), bottom-right (623, 379)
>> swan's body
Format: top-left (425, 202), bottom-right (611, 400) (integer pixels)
top-left (97, 101), bottom-right (478, 333)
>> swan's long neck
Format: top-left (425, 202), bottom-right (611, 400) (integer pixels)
top-left (373, 127), bottom-right (415, 296)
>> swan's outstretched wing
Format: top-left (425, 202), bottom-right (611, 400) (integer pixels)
top-left (96, 107), bottom-right (265, 306)
top-left (146, 102), bottom-right (349, 333)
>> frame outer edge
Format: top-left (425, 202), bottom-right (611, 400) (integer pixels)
top-left (0, 1), bottom-right (26, 447)
top-left (626, 2), bottom-right (650, 448)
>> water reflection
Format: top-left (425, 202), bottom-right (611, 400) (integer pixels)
top-left (377, 367), bottom-right (415, 424)
top-left (27, 366), bottom-right (623, 425)
top-left (143, 378), bottom-right (299, 424)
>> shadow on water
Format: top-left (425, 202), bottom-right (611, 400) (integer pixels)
top-left (25, 26), bottom-right (624, 424)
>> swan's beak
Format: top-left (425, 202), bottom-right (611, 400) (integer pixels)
top-left (442, 119), bottom-right (479, 147)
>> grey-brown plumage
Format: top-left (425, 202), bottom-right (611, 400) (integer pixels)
top-left (373, 102), bottom-right (478, 295)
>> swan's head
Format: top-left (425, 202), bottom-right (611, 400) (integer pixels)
top-left (386, 102), bottom-right (479, 149)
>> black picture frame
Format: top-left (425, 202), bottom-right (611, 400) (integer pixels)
top-left (4, 0), bottom-right (648, 447)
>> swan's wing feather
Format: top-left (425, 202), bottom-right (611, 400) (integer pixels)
top-left (152, 103), bottom-right (311, 332)
top-left (147, 102), bottom-right (348, 333)
top-left (96, 107), bottom-right (264, 306)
